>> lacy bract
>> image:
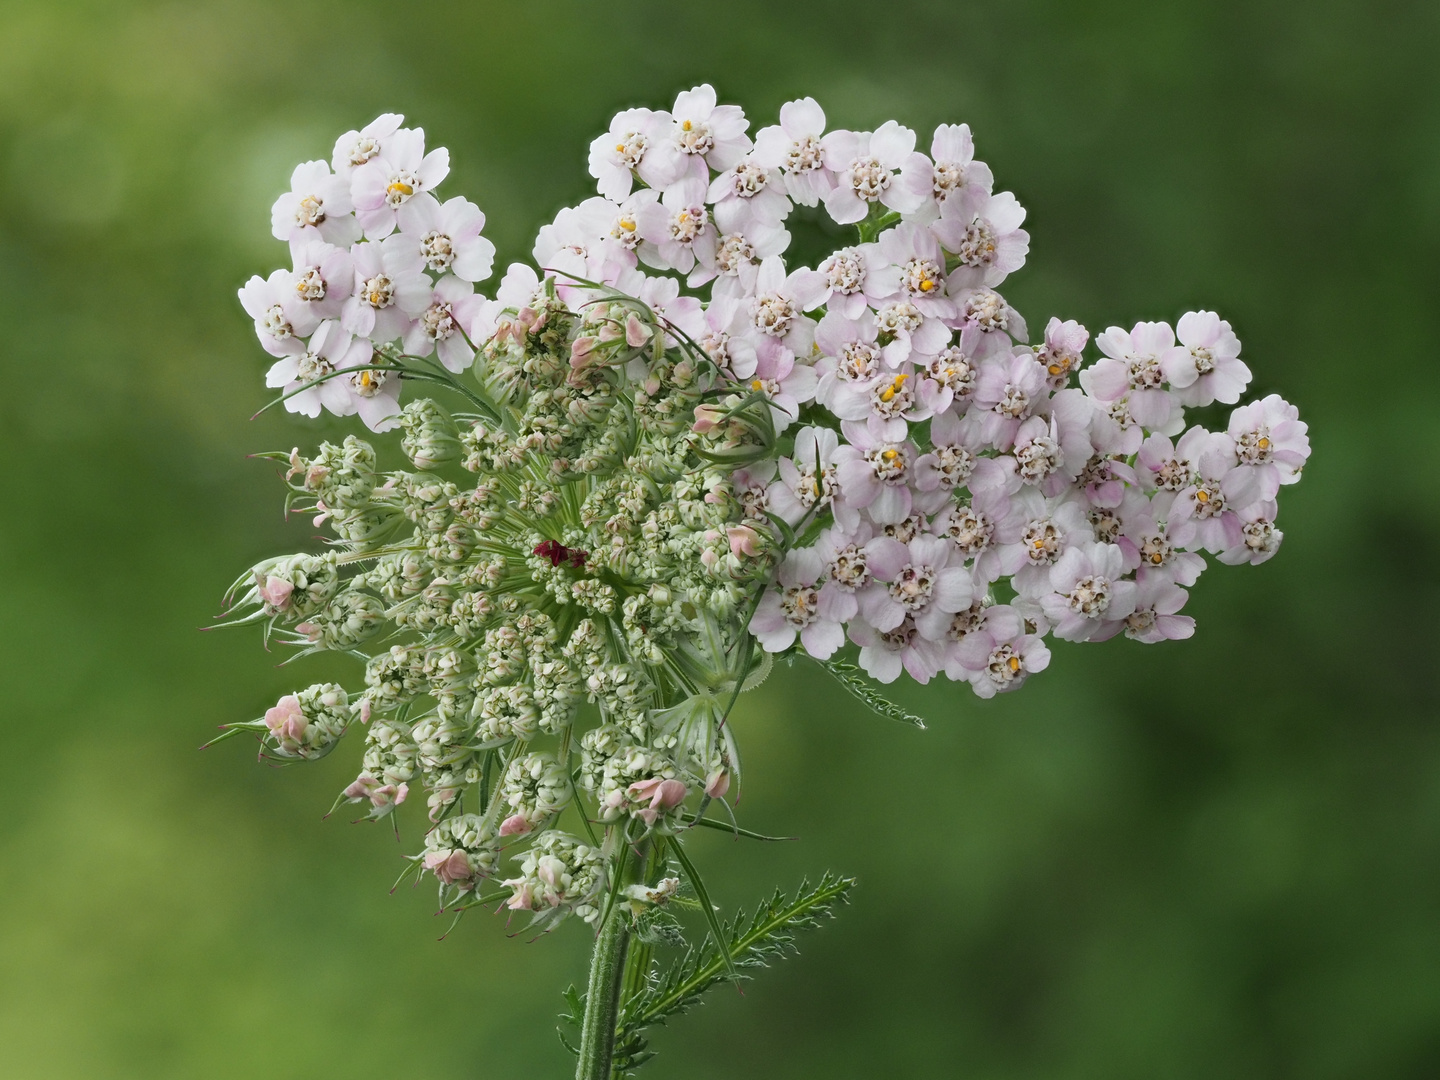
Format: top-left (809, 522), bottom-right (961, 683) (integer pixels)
top-left (225, 90), bottom-right (1309, 929)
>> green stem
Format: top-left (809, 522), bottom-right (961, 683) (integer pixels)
top-left (575, 900), bottom-right (631, 1080)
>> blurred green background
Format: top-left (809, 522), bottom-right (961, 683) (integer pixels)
top-left (1, 0), bottom-right (1437, 1076)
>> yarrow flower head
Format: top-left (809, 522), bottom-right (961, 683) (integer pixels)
top-left (220, 97), bottom-right (1308, 1072)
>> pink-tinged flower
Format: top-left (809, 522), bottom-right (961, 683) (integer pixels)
top-left (1134, 426), bottom-right (1215, 513)
top-left (873, 299), bottom-right (951, 367)
top-left (332, 114), bottom-right (405, 176)
top-left (993, 488), bottom-right (1095, 595)
top-left (822, 122), bottom-right (930, 224)
top-left (1072, 449), bottom-right (1138, 510)
top-left (256, 575), bottom-right (295, 612)
top-left (396, 195), bottom-right (496, 283)
top-left (814, 313), bottom-right (884, 407)
top-left (925, 123), bottom-right (994, 220)
top-left (873, 223), bottom-right (958, 318)
top-left (750, 546), bottom-right (847, 659)
top-left (1087, 392), bottom-right (1150, 457)
top-left (695, 297), bottom-right (759, 379)
top-left (811, 525), bottom-right (907, 622)
top-left (1037, 542), bottom-right (1138, 642)
top-left (1083, 321), bottom-right (1182, 429)
top-left (627, 777), bottom-right (689, 826)
top-left (1118, 574), bottom-right (1195, 643)
top-left (745, 350), bottom-right (818, 432)
top-left (505, 882), bottom-right (536, 911)
top-left (726, 524), bottom-right (763, 558)
top-left (747, 255), bottom-right (827, 362)
top-left (545, 192), bottom-right (650, 284)
top-left (950, 285), bottom-right (1027, 340)
top-left (708, 153), bottom-right (791, 235)
top-left (934, 189), bottom-right (1030, 289)
top-left (1013, 391), bottom-right (1095, 495)
top-left (752, 97), bottom-right (836, 207)
top-left (1216, 500), bottom-right (1284, 566)
top-left (815, 244), bottom-right (890, 320)
top-left (768, 427), bottom-right (841, 526)
top-left (499, 813), bottom-right (533, 838)
top-left (238, 269), bottom-right (320, 358)
top-left (1168, 435), bottom-right (1263, 554)
top-left (916, 326), bottom-right (1004, 414)
top-left (402, 275), bottom-right (485, 373)
top-left (932, 488), bottom-right (1030, 584)
top-left (857, 533), bottom-right (976, 639)
top-left (264, 694), bottom-right (307, 740)
top-left (340, 237), bottom-right (432, 343)
top-left (914, 412), bottom-right (999, 499)
top-left (668, 84), bottom-right (752, 179)
top-left (423, 849), bottom-right (477, 887)
top-left (343, 775), bottom-right (408, 814)
top-left (700, 222), bottom-right (791, 299)
top-left (827, 363), bottom-right (932, 442)
top-left (832, 425), bottom-right (918, 527)
top-left (270, 160), bottom-right (359, 246)
top-left (850, 615), bottom-right (945, 684)
top-left (286, 238), bottom-right (354, 321)
top-left (1226, 394), bottom-right (1309, 501)
top-left (350, 127), bottom-right (450, 239)
top-left (1118, 501), bottom-right (1207, 581)
top-left (266, 320), bottom-right (369, 419)
top-left (951, 608), bottom-right (1051, 698)
top-left (623, 271), bottom-right (706, 347)
top-left (337, 352), bottom-right (403, 433)
top-left (1166, 310), bottom-right (1251, 407)
top-left (970, 348), bottom-right (1049, 449)
top-left (704, 769), bottom-right (731, 799)
top-left (588, 108), bottom-right (680, 201)
top-left (638, 177), bottom-right (717, 275)
top-left (1036, 317), bottom-right (1090, 388)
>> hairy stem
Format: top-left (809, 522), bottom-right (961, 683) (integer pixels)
top-left (576, 881), bottom-right (632, 1079)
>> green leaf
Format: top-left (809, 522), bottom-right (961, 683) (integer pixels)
top-left (682, 814), bottom-right (797, 843)
top-left (611, 872), bottom-right (854, 1075)
top-left (816, 657), bottom-right (930, 729)
top-left (668, 836), bottom-right (740, 987)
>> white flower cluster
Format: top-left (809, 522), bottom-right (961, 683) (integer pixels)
top-left (227, 89), bottom-right (1307, 928)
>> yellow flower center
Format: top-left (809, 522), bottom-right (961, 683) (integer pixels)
top-left (879, 373), bottom-right (910, 403)
top-left (387, 181), bottom-right (414, 198)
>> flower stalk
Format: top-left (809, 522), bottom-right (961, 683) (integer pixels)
top-left (576, 902), bottom-right (632, 1080)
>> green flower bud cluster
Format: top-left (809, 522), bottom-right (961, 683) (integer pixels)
top-left (224, 286), bottom-right (775, 930)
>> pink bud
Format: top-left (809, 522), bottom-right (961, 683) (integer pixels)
top-left (705, 769), bottom-right (731, 799)
top-left (357, 699), bottom-right (373, 725)
top-left (257, 575), bottom-right (294, 610)
top-left (654, 778), bottom-right (687, 811)
top-left (295, 622), bottom-right (321, 643)
top-left (264, 695), bottom-right (306, 741)
top-left (727, 525), bottom-right (762, 558)
top-left (692, 404), bottom-right (724, 434)
top-left (507, 883), bottom-right (534, 911)
top-left (499, 813), bottom-right (532, 837)
top-left (570, 335), bottom-right (597, 369)
top-left (423, 849), bottom-right (474, 886)
top-left (625, 313), bottom-right (651, 348)
top-left (700, 549), bottom-right (718, 569)
top-left (343, 774), bottom-right (378, 801)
